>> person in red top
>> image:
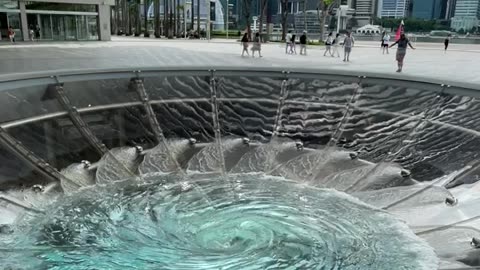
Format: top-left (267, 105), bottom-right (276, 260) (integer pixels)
top-left (8, 26), bottom-right (15, 43)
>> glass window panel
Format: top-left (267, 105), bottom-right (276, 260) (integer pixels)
top-left (7, 118), bottom-right (100, 170)
top-left (63, 78), bottom-right (140, 108)
top-left (0, 84), bottom-right (63, 124)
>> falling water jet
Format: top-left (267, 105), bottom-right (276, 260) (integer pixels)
top-left (345, 93), bottom-right (448, 193)
top-left (304, 77), bottom-right (364, 184)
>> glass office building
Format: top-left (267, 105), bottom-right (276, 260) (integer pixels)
top-left (0, 0), bottom-right (113, 41)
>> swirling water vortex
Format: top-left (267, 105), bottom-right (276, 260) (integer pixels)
top-left (1, 174), bottom-right (438, 270)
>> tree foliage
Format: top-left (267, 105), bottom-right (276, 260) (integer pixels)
top-left (373, 17), bottom-right (449, 32)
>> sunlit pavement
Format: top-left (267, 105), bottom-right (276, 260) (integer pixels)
top-left (0, 36), bottom-right (478, 86)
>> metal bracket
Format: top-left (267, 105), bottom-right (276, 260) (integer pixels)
top-left (49, 84), bottom-right (108, 155)
top-left (0, 126), bottom-right (64, 184)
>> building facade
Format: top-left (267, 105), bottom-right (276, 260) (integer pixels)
top-left (353, 0), bottom-right (378, 26)
top-left (378, 0), bottom-right (410, 18)
top-left (450, 0), bottom-right (480, 30)
top-left (444, 0), bottom-right (457, 19)
top-left (0, 0), bottom-right (113, 41)
top-left (412, 0), bottom-right (444, 20)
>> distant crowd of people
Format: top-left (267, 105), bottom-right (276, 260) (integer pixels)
top-left (238, 29), bottom-right (423, 73)
top-left (4, 24), bottom-right (40, 43)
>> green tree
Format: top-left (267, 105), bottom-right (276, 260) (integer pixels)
top-left (458, 28), bottom-right (465, 34)
top-left (317, 0), bottom-right (338, 41)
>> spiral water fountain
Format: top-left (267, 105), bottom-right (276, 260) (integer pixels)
top-left (0, 67), bottom-right (480, 269)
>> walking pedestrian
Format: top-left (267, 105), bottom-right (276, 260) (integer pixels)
top-left (331, 33), bottom-right (341, 57)
top-left (29, 25), bottom-right (35, 41)
top-left (389, 33), bottom-right (416, 73)
top-left (286, 31), bottom-right (292, 54)
top-left (241, 33), bottom-right (250, 57)
top-left (382, 33), bottom-right (391, 54)
top-left (444, 34), bottom-right (451, 52)
top-left (251, 32), bottom-right (262, 58)
top-left (7, 26), bottom-right (15, 43)
top-left (381, 31), bottom-right (386, 48)
top-left (35, 24), bottom-right (41, 39)
top-left (300, 31), bottom-right (307, 55)
top-left (343, 32), bottom-right (354, 62)
top-left (290, 33), bottom-right (297, 54)
top-left (324, 32), bottom-right (333, 56)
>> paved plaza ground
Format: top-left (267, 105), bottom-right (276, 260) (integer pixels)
top-left (0, 36), bottom-right (478, 88)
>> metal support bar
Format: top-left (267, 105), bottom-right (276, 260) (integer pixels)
top-left (50, 84), bottom-right (108, 155)
top-left (131, 78), bottom-right (186, 175)
top-left (0, 126), bottom-right (63, 183)
top-left (131, 78), bottom-right (164, 143)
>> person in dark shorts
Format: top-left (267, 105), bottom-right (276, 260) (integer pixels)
top-left (444, 34), bottom-right (451, 52)
top-left (389, 33), bottom-right (416, 73)
top-left (241, 33), bottom-right (249, 57)
top-left (300, 31), bottom-right (307, 55)
top-left (382, 33), bottom-right (391, 54)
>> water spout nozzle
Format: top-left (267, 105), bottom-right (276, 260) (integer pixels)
top-left (445, 197), bottom-right (458, 206)
top-left (349, 152), bottom-right (358, 160)
top-left (81, 160), bottom-right (91, 169)
top-left (471, 237), bottom-right (480, 248)
top-left (135, 145), bottom-right (143, 154)
top-left (295, 141), bottom-right (304, 151)
top-left (400, 169), bottom-right (411, 178)
top-left (242, 138), bottom-right (250, 145)
top-left (189, 138), bottom-right (197, 145)
top-left (32, 184), bottom-right (45, 193)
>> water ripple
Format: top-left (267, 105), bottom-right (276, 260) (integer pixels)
top-left (1, 174), bottom-right (437, 270)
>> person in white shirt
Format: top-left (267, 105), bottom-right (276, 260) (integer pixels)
top-left (324, 32), bottom-right (334, 56)
top-left (331, 33), bottom-right (341, 57)
top-left (286, 31), bottom-right (292, 54)
top-left (382, 33), bottom-right (391, 54)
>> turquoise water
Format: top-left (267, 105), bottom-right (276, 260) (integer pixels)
top-left (0, 174), bottom-right (437, 269)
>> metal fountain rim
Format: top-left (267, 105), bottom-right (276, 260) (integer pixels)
top-left (0, 66), bottom-right (479, 98)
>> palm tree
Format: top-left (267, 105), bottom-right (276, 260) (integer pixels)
top-left (243, 0), bottom-right (253, 39)
top-left (196, 0), bottom-right (200, 33)
top-left (125, 0), bottom-right (132, 36)
top-left (144, 0), bottom-right (150, 37)
top-left (164, 0), bottom-right (169, 37)
top-left (135, 0), bottom-right (141, 36)
top-left (154, 0), bottom-right (161, 37)
top-left (116, 0), bottom-right (123, 35)
top-left (190, 0), bottom-right (195, 30)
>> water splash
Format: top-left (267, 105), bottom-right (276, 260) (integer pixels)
top-left (1, 174), bottom-right (437, 270)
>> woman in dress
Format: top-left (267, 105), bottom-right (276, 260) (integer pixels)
top-left (241, 33), bottom-right (249, 57)
top-left (331, 33), bottom-right (341, 58)
top-left (251, 32), bottom-right (262, 58)
top-left (389, 33), bottom-right (416, 73)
